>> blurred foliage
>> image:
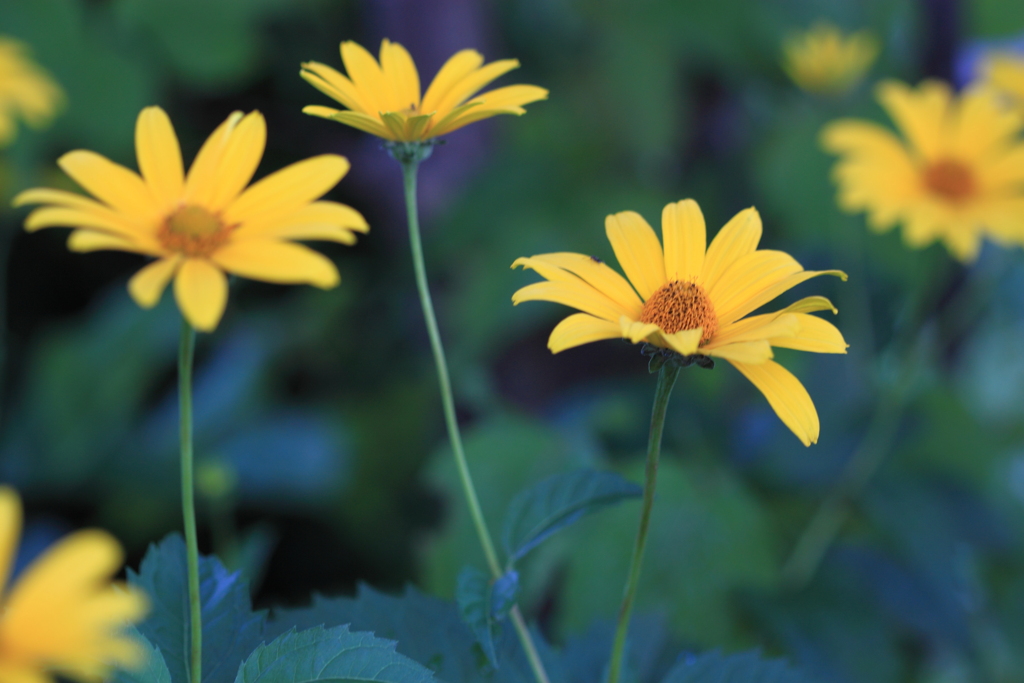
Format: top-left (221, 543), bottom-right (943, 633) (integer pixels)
top-left (4, 0), bottom-right (1024, 681)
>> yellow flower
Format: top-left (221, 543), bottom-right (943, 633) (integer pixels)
top-left (13, 106), bottom-right (368, 331)
top-left (0, 36), bottom-right (64, 147)
top-left (0, 486), bottom-right (148, 683)
top-left (300, 39), bottom-right (548, 141)
top-left (821, 79), bottom-right (1024, 262)
top-left (782, 22), bottom-right (879, 95)
top-left (512, 200), bottom-right (847, 446)
top-left (979, 52), bottom-right (1024, 113)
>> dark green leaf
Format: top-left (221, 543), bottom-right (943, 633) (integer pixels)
top-left (502, 470), bottom-right (642, 564)
top-left (490, 570), bottom-right (521, 620)
top-left (111, 627), bottom-right (172, 683)
top-left (660, 650), bottom-right (812, 683)
top-left (455, 566), bottom-right (499, 668)
top-left (128, 533), bottom-right (267, 683)
top-left (233, 625), bottom-right (437, 683)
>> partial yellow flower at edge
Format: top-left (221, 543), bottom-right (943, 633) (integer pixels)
top-left (980, 52), bottom-right (1024, 113)
top-left (0, 36), bottom-right (64, 147)
top-left (300, 38), bottom-right (548, 141)
top-left (0, 486), bottom-right (148, 683)
top-left (511, 199), bottom-right (848, 446)
top-left (13, 106), bottom-right (369, 331)
top-left (782, 22), bottom-right (879, 95)
top-left (821, 79), bottom-right (1024, 262)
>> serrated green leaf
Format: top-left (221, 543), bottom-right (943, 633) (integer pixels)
top-left (267, 585), bottom-right (548, 683)
top-left (660, 650), bottom-right (812, 683)
top-left (234, 625), bottom-right (437, 683)
top-left (128, 533), bottom-right (267, 683)
top-left (502, 470), bottom-right (642, 564)
top-left (456, 567), bottom-right (499, 668)
top-left (111, 627), bottom-right (172, 683)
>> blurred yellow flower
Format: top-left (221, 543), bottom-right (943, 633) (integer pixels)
top-left (782, 22), bottom-right (879, 95)
top-left (14, 106), bottom-right (368, 331)
top-left (301, 39), bottom-right (548, 141)
top-left (0, 486), bottom-right (147, 683)
top-left (979, 52), bottom-right (1024, 112)
top-left (512, 200), bottom-right (847, 446)
top-left (822, 79), bottom-right (1024, 261)
top-left (0, 37), bottom-right (63, 147)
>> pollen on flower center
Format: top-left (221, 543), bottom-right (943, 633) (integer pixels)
top-left (158, 205), bottom-right (231, 257)
top-left (923, 158), bottom-right (975, 202)
top-left (639, 280), bottom-right (718, 344)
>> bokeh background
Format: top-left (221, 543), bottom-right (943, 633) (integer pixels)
top-left (3, 0), bottom-right (1024, 682)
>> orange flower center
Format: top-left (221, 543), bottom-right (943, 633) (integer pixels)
top-left (158, 205), bottom-right (231, 257)
top-left (923, 158), bottom-right (975, 203)
top-left (639, 280), bottom-right (718, 345)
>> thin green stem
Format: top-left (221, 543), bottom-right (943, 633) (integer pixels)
top-left (608, 364), bottom-right (680, 683)
top-left (179, 320), bottom-right (202, 683)
top-left (398, 158), bottom-right (550, 683)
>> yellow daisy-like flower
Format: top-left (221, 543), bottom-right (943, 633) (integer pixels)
top-left (821, 79), bottom-right (1024, 262)
top-left (512, 200), bottom-right (848, 446)
top-left (300, 38), bottom-right (548, 141)
top-left (782, 22), bottom-right (879, 95)
top-left (979, 52), bottom-right (1024, 113)
top-left (0, 36), bottom-right (64, 147)
top-left (13, 106), bottom-right (368, 331)
top-left (0, 486), bottom-right (148, 683)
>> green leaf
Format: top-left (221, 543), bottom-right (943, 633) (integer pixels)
top-left (660, 650), bottom-right (812, 683)
top-left (455, 567), bottom-right (499, 668)
top-left (268, 584), bottom-right (548, 683)
top-left (111, 627), bottom-right (172, 683)
top-left (502, 469), bottom-right (642, 564)
top-left (128, 533), bottom-right (267, 683)
top-left (234, 625), bottom-right (437, 683)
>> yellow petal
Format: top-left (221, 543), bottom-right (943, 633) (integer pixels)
top-left (57, 150), bottom-right (159, 223)
top-left (433, 59), bottom-right (521, 115)
top-left (719, 268), bottom-right (848, 326)
top-left (709, 249), bottom-right (804, 323)
top-left (236, 200), bottom-right (368, 239)
top-left (770, 295), bottom-right (838, 315)
top-left (620, 316), bottom-right (661, 343)
top-left (951, 84), bottom-right (1021, 158)
top-left (705, 312), bottom-right (800, 348)
top-left (512, 280), bottom-right (630, 323)
top-left (224, 155), bottom-right (350, 226)
top-left (0, 486), bottom-right (23, 595)
top-left (206, 111), bottom-right (267, 212)
top-left (13, 187), bottom-right (112, 212)
top-left (729, 359), bottom-right (819, 446)
top-left (128, 256), bottom-right (182, 309)
top-left (183, 111), bottom-right (244, 207)
top-left (67, 229), bottom-right (154, 255)
top-left (211, 239), bottom-right (339, 289)
top-left (380, 39), bottom-right (421, 110)
top-left (381, 111), bottom-right (412, 140)
top-left (303, 106), bottom-right (393, 138)
top-left (0, 662), bottom-right (48, 683)
top-left (421, 49), bottom-right (485, 114)
top-left (661, 199), bottom-right (705, 283)
top-left (464, 84), bottom-right (548, 111)
top-left (134, 106), bottom-right (184, 212)
top-left (659, 328), bottom-right (702, 356)
top-left (769, 313), bottom-right (848, 354)
top-left (548, 313), bottom-right (622, 353)
top-left (300, 61), bottom-right (372, 114)
top-left (876, 79), bottom-right (950, 160)
top-left (605, 211), bottom-right (666, 300)
top-left (705, 339), bottom-right (774, 364)
top-left (700, 207), bottom-right (761, 292)
top-left (22, 207), bottom-right (147, 242)
top-left (341, 41), bottom-right (387, 114)
top-left (513, 253), bottom-right (643, 316)
top-left (174, 258), bottom-right (228, 332)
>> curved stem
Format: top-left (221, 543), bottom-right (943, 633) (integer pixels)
top-left (179, 320), bottom-right (202, 683)
top-left (607, 364), bottom-right (680, 683)
top-left (398, 159), bottom-right (550, 683)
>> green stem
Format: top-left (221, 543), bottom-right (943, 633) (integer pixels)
top-left (607, 364), bottom-right (680, 683)
top-left (398, 158), bottom-right (550, 683)
top-left (179, 320), bottom-right (202, 683)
